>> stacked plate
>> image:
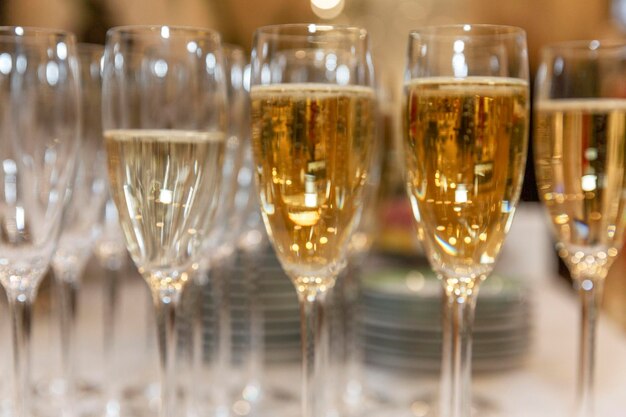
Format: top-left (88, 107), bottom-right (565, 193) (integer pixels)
top-left (227, 245), bottom-right (301, 364)
top-left (361, 268), bottom-right (532, 373)
top-left (203, 249), bottom-right (532, 373)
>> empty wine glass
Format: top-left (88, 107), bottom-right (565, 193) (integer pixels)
top-left (250, 24), bottom-right (376, 417)
top-left (403, 25), bottom-right (529, 417)
top-left (95, 197), bottom-right (129, 417)
top-left (189, 43), bottom-right (248, 417)
top-left (0, 27), bottom-right (80, 417)
top-left (102, 25), bottom-right (227, 417)
top-left (50, 42), bottom-right (107, 417)
top-left (534, 40), bottom-right (626, 417)
top-left (230, 97), bottom-right (278, 416)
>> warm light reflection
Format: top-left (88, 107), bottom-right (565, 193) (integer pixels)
top-left (311, 0), bottom-right (344, 19)
top-left (581, 174), bottom-right (597, 191)
top-left (312, 0), bottom-right (341, 10)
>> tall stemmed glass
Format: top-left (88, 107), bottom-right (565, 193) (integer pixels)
top-left (51, 43), bottom-right (107, 416)
top-left (534, 40), bottom-right (626, 417)
top-left (332, 119), bottom-right (382, 416)
top-left (250, 24), bottom-right (376, 417)
top-left (0, 27), bottom-right (80, 417)
top-left (95, 198), bottom-right (127, 417)
top-left (404, 25), bottom-right (529, 417)
top-left (189, 43), bottom-right (247, 417)
top-left (102, 26), bottom-right (227, 417)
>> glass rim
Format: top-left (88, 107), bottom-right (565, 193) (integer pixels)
top-left (0, 26), bottom-right (76, 42)
top-left (409, 24), bottom-right (526, 40)
top-left (106, 25), bottom-right (221, 42)
top-left (254, 23), bottom-right (368, 41)
top-left (540, 39), bottom-right (626, 54)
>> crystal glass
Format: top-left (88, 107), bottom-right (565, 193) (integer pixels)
top-left (403, 25), bottom-right (529, 417)
top-left (250, 23), bottom-right (376, 417)
top-left (50, 43), bottom-right (107, 415)
top-left (0, 26), bottom-right (80, 417)
top-left (102, 25), bottom-right (227, 417)
top-left (189, 43), bottom-right (248, 417)
top-left (95, 197), bottom-right (128, 417)
top-left (534, 40), bottom-right (626, 417)
top-left (231, 108), bottom-right (276, 415)
top-left (330, 109), bottom-right (383, 416)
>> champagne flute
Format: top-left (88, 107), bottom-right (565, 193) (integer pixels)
top-left (534, 40), bottom-right (626, 417)
top-left (327, 83), bottom-right (384, 416)
top-left (403, 25), bottom-right (529, 417)
top-left (102, 26), bottom-right (227, 417)
top-left (0, 27), bottom-right (80, 417)
top-left (189, 43), bottom-right (247, 417)
top-left (250, 24), bottom-right (376, 417)
top-left (51, 43), bottom-right (107, 416)
top-left (95, 197), bottom-right (128, 417)
top-left (332, 114), bottom-right (383, 416)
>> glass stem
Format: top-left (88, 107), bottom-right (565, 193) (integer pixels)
top-left (102, 266), bottom-right (121, 416)
top-left (439, 280), bottom-right (479, 417)
top-left (7, 290), bottom-right (36, 417)
top-left (343, 262), bottom-right (364, 405)
top-left (55, 272), bottom-right (80, 417)
top-left (296, 281), bottom-right (331, 417)
top-left (152, 286), bottom-right (182, 417)
top-left (575, 275), bottom-right (604, 417)
top-left (242, 247), bottom-right (264, 402)
top-left (212, 258), bottom-right (232, 417)
top-left (191, 273), bottom-right (205, 417)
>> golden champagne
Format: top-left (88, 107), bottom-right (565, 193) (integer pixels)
top-left (105, 129), bottom-right (224, 290)
top-left (251, 84), bottom-right (376, 282)
top-left (404, 77), bottom-right (529, 278)
top-left (534, 100), bottom-right (626, 277)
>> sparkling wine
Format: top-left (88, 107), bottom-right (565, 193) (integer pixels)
top-left (404, 77), bottom-right (529, 278)
top-left (251, 83), bottom-right (376, 282)
top-left (534, 99), bottom-right (626, 276)
top-left (105, 129), bottom-right (225, 290)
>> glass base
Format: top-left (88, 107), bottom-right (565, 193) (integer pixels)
top-left (33, 379), bottom-right (168, 417)
top-left (118, 382), bottom-right (161, 417)
top-left (32, 378), bottom-right (103, 417)
top-left (230, 383), bottom-right (299, 417)
top-left (332, 390), bottom-right (397, 417)
top-left (391, 391), bottom-right (499, 417)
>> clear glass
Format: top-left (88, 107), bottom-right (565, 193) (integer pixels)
top-left (0, 26), bottom-right (80, 417)
top-left (231, 98), bottom-right (277, 415)
top-left (404, 25), bottom-right (529, 417)
top-left (93, 54), bottom-right (130, 415)
top-left (94, 197), bottom-right (128, 417)
top-left (534, 40), bottom-right (626, 417)
top-left (102, 25), bottom-right (227, 417)
top-left (330, 105), bottom-right (383, 416)
top-left (50, 43), bottom-right (107, 416)
top-left (189, 43), bottom-right (248, 417)
top-left (250, 23), bottom-right (376, 417)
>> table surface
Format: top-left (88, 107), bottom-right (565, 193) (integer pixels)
top-left (258, 204), bottom-right (626, 417)
top-left (383, 204), bottom-right (626, 417)
top-left (3, 203), bottom-right (626, 417)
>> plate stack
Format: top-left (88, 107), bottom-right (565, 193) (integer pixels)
top-left (361, 268), bottom-right (532, 373)
top-left (229, 245), bottom-right (301, 365)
